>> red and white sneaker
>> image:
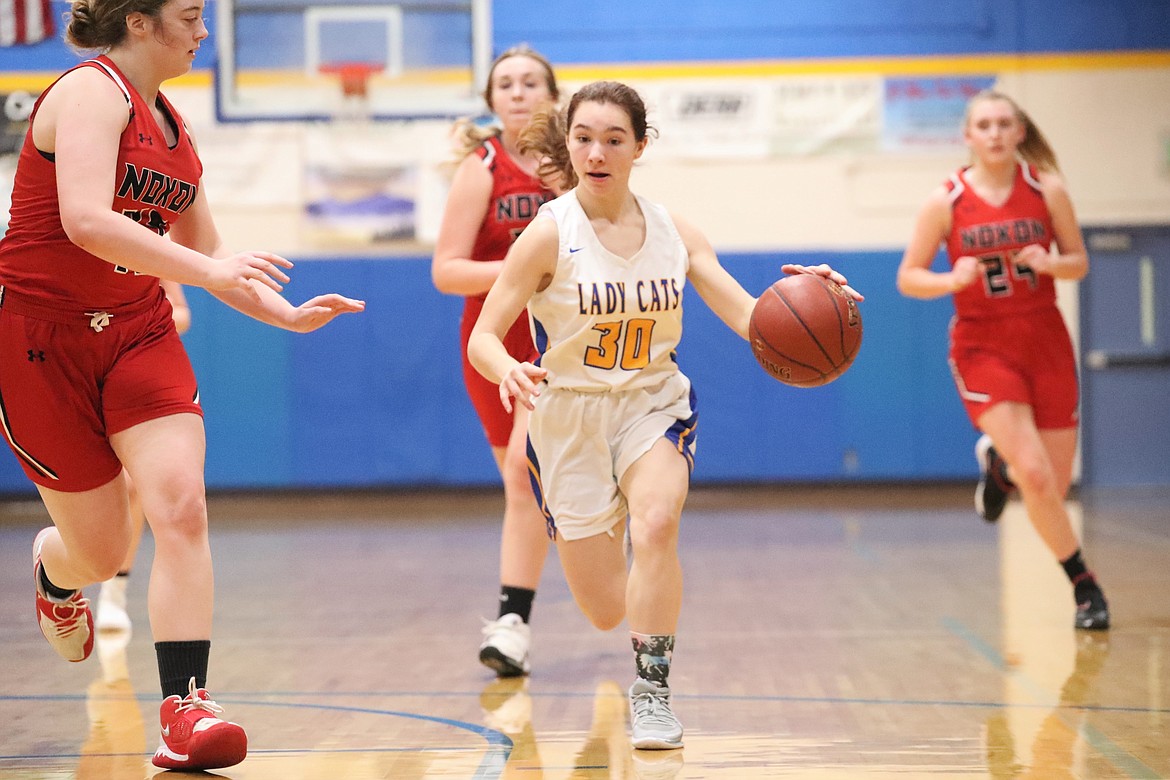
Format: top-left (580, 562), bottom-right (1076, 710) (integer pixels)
top-left (33, 528), bottom-right (94, 663)
top-left (152, 678), bottom-right (248, 771)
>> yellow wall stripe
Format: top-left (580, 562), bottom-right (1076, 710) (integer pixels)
top-left (2, 49), bottom-right (1167, 92)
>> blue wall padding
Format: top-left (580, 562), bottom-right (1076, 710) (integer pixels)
top-left (0, 251), bottom-right (976, 494)
top-left (0, 251), bottom-right (973, 494)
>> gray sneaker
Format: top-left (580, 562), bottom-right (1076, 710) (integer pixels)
top-left (629, 678), bottom-right (683, 749)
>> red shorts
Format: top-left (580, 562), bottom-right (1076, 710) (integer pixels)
top-left (0, 287), bottom-right (202, 492)
top-left (948, 308), bottom-right (1079, 430)
top-left (460, 299), bottom-right (537, 448)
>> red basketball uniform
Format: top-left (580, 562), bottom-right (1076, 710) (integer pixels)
top-left (944, 162), bottom-right (1078, 430)
top-left (0, 56), bottom-right (203, 492)
top-left (458, 135), bottom-right (553, 447)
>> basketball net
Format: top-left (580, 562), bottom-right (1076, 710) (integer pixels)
top-left (321, 62), bottom-right (380, 123)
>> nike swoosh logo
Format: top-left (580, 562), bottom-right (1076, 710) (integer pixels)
top-left (569, 247), bottom-right (583, 253)
top-left (162, 725), bottom-right (171, 737)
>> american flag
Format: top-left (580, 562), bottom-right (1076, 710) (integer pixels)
top-left (0, 0), bottom-right (54, 46)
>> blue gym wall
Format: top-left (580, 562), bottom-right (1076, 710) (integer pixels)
top-left (1, 1), bottom-right (1167, 493)
top-left (0, 251), bottom-right (974, 493)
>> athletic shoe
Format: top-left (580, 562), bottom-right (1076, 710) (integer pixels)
top-left (96, 577), bottom-right (132, 634)
top-left (629, 678), bottom-right (683, 750)
top-left (975, 434), bottom-right (1015, 523)
top-left (1075, 583), bottom-right (1110, 631)
top-left (152, 678), bottom-right (247, 771)
top-left (33, 528), bottom-right (94, 663)
top-left (479, 613), bottom-right (531, 677)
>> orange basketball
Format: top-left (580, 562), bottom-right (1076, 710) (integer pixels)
top-left (749, 273), bottom-right (863, 387)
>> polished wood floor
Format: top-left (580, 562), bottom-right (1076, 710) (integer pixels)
top-left (0, 484), bottom-right (1167, 779)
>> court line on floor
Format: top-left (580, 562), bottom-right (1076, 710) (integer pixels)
top-left (0, 695), bottom-right (513, 779)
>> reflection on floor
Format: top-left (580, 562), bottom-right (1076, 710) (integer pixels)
top-left (0, 484), bottom-right (1166, 779)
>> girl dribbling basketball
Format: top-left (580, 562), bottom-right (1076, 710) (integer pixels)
top-left (468, 80), bottom-right (861, 750)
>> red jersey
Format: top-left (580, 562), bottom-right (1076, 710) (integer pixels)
top-left (457, 135), bottom-right (550, 446)
top-left (945, 162), bottom-right (1056, 320)
top-left (0, 55), bottom-right (202, 310)
top-left (466, 135), bottom-right (553, 303)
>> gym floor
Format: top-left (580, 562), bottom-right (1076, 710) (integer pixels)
top-left (1, 483), bottom-right (1167, 778)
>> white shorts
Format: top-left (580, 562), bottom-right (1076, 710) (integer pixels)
top-left (526, 372), bottom-right (698, 541)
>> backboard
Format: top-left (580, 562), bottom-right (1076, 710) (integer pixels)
top-left (214, 0), bottom-right (492, 122)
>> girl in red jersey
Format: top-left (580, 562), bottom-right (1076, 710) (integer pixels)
top-left (0, 0), bottom-right (364, 771)
top-left (432, 45), bottom-right (559, 678)
top-left (897, 89), bottom-right (1108, 631)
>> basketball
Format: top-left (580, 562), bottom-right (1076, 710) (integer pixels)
top-left (749, 273), bottom-right (863, 387)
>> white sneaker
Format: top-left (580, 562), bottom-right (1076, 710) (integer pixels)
top-left (629, 678), bottom-right (683, 750)
top-left (479, 613), bottom-right (531, 677)
top-left (96, 577), bottom-right (131, 634)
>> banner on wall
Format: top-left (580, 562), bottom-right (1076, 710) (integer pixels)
top-left (641, 73), bottom-right (996, 160)
top-left (882, 76), bottom-right (997, 152)
top-left (771, 75), bottom-right (883, 156)
top-left (648, 81), bottom-right (774, 159)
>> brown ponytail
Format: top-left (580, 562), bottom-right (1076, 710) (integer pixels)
top-left (519, 103), bottom-right (575, 189)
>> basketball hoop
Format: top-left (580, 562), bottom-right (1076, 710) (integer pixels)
top-left (320, 62), bottom-right (382, 103)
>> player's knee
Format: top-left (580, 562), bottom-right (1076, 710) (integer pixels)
top-left (583, 604), bottom-right (625, 631)
top-left (149, 487), bottom-right (208, 543)
top-left (68, 544), bottom-right (125, 583)
top-left (573, 587), bottom-right (625, 630)
top-left (1010, 456), bottom-right (1057, 498)
top-left (501, 451), bottom-right (532, 496)
top-left (630, 507), bottom-right (679, 553)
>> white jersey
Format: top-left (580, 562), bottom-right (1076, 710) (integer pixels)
top-left (528, 190), bottom-right (689, 393)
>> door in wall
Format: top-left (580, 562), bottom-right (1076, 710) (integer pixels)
top-left (1080, 226), bottom-right (1170, 488)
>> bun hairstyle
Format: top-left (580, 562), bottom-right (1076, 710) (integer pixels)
top-left (66, 0), bottom-right (167, 52)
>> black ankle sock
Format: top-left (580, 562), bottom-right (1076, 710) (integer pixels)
top-left (1061, 549), bottom-right (1100, 600)
top-left (1060, 549), bottom-right (1088, 583)
top-left (499, 586), bottom-right (535, 623)
top-left (38, 564), bottom-right (76, 600)
top-left (155, 640), bottom-right (211, 698)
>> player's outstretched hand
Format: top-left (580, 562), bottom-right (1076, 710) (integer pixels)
top-left (207, 251), bottom-right (293, 301)
top-left (781, 263), bottom-right (864, 302)
top-left (499, 361), bottom-right (548, 413)
top-left (287, 294), bottom-right (366, 333)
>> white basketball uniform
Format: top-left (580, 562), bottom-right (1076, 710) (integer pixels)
top-left (526, 190), bottom-right (698, 541)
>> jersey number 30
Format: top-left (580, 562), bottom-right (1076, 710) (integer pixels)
top-left (584, 319), bottom-right (656, 370)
